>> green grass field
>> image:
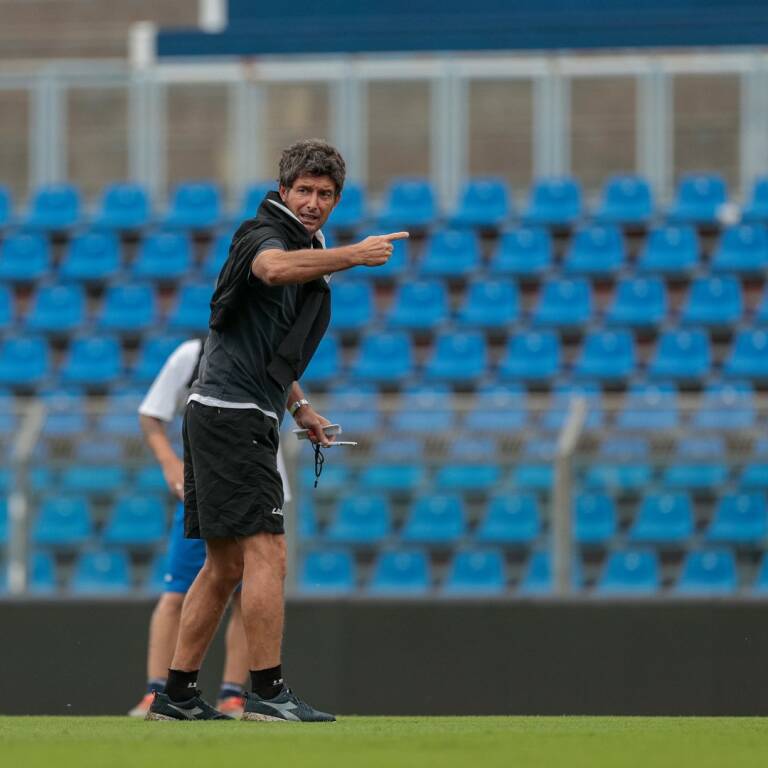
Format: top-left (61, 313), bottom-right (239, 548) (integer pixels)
top-left (2, 716), bottom-right (768, 768)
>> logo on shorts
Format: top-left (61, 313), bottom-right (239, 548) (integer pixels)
top-left (271, 507), bottom-right (284, 517)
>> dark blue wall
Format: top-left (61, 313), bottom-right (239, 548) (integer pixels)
top-left (158, 1), bottom-right (768, 57)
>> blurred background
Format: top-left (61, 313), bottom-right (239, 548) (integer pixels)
top-left (3, 0), bottom-right (768, 715)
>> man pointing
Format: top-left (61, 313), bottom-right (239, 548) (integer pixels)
top-left (147, 138), bottom-right (407, 721)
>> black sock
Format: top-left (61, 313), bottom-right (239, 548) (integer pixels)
top-left (165, 669), bottom-right (199, 702)
top-left (251, 665), bottom-right (284, 699)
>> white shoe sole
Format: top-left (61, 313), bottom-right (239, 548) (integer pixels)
top-left (241, 712), bottom-right (285, 722)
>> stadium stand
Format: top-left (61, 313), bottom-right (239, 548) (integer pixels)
top-left (4, 172), bottom-right (768, 597)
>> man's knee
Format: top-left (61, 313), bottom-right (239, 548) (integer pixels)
top-left (157, 592), bottom-right (185, 614)
top-left (202, 546), bottom-right (244, 588)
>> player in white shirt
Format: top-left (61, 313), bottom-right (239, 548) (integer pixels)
top-left (127, 338), bottom-right (290, 717)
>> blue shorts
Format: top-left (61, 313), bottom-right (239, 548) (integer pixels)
top-left (163, 502), bottom-right (206, 593)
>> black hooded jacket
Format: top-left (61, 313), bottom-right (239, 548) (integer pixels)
top-left (190, 191), bottom-right (331, 420)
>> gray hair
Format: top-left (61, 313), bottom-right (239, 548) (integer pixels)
top-left (278, 139), bottom-right (346, 196)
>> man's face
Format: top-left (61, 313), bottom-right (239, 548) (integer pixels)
top-left (279, 174), bottom-right (339, 235)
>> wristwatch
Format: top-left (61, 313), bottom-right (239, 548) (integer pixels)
top-left (289, 398), bottom-right (311, 418)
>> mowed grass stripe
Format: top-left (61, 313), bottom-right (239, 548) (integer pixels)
top-left (1, 716), bottom-right (767, 768)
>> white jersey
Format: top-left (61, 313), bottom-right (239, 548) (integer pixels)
top-left (138, 338), bottom-right (291, 501)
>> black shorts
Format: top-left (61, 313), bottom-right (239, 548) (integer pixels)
top-left (182, 401), bottom-right (285, 539)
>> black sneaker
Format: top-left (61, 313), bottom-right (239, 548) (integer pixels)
top-left (242, 688), bottom-right (335, 722)
top-left (145, 691), bottom-right (233, 721)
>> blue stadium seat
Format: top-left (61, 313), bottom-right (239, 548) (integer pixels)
top-left (0, 498), bottom-right (6, 545)
top-left (742, 177), bottom-right (768, 222)
top-left (330, 281), bottom-right (374, 332)
top-left (232, 181), bottom-right (273, 222)
top-left (0, 186), bottom-right (11, 228)
top-left (675, 549), bottom-right (737, 595)
top-left (299, 550), bottom-right (355, 594)
top-left (605, 277), bottom-right (667, 328)
top-left (443, 549), bottom-right (505, 594)
top-left (299, 462), bottom-right (349, 495)
top-left (387, 280), bottom-right (448, 330)
top-left (724, 330), bottom-right (768, 379)
top-left (352, 332), bottom-right (413, 383)
top-left (61, 336), bottom-right (122, 386)
top-left (524, 177), bottom-right (582, 226)
top-left (424, 331), bottom-right (487, 383)
top-left (95, 394), bottom-right (142, 437)
top-left (33, 497), bottom-right (93, 547)
top-left (616, 384), bottom-right (678, 432)
top-left (649, 329), bottom-right (711, 380)
top-left (541, 383), bottom-right (603, 432)
top-left (368, 549), bottom-right (430, 595)
top-left (476, 495), bottom-right (540, 544)
top-left (668, 174), bottom-right (727, 224)
top-left (26, 284), bottom-right (86, 334)
top-left (326, 495), bottom-right (391, 544)
top-left (103, 496), bottom-right (168, 548)
top-left (296, 498), bottom-right (318, 540)
top-left (326, 182), bottom-right (365, 230)
top-left (681, 276), bottom-right (743, 327)
top-left (94, 183), bottom-right (150, 230)
top-left (450, 178), bottom-right (511, 228)
top-left (563, 225), bottom-right (625, 275)
top-left (359, 465), bottom-right (425, 493)
top-left (420, 229), bottom-right (481, 278)
top-left (595, 175), bottom-right (653, 225)
top-left (163, 181), bottom-right (221, 229)
top-left (584, 464), bottom-right (652, 493)
top-left (28, 551), bottom-right (57, 593)
top-left (301, 335), bottom-right (340, 385)
top-left (693, 382), bottom-right (755, 431)
top-left (464, 385), bottom-right (527, 432)
top-left (532, 278), bottom-right (592, 328)
top-left (131, 335), bottom-right (187, 383)
top-left (0, 233), bottom-right (50, 281)
top-left (435, 463), bottom-right (501, 493)
top-left (345, 227), bottom-right (409, 280)
top-left (0, 285), bottom-right (12, 330)
top-left (498, 331), bottom-right (561, 381)
top-left (325, 383), bottom-right (380, 433)
top-left (574, 330), bottom-right (635, 381)
top-left (574, 493), bottom-right (616, 545)
top-left (98, 284), bottom-right (157, 333)
top-left (490, 227), bottom-right (552, 277)
top-left (753, 553), bottom-right (768, 593)
top-left (740, 462), bottom-right (768, 490)
top-left (71, 550), bottom-right (132, 594)
top-left (41, 391), bottom-right (86, 437)
top-left (202, 232), bottom-right (232, 279)
top-left (457, 279), bottom-right (518, 328)
top-left (401, 494), bottom-right (466, 544)
top-left (707, 493), bottom-right (767, 544)
top-left (629, 493), bottom-right (694, 544)
top-left (596, 550), bottom-right (660, 595)
top-left (518, 551), bottom-right (583, 595)
top-left (0, 336), bottom-right (50, 387)
top-left (24, 183), bottom-right (81, 230)
top-left (59, 464), bottom-right (127, 495)
top-left (59, 231), bottom-right (121, 283)
top-left (133, 232), bottom-right (192, 281)
top-left (511, 464), bottom-right (553, 492)
top-left (377, 178), bottom-right (437, 230)
top-left (637, 225), bottom-right (699, 275)
top-left (167, 282), bottom-right (213, 333)
top-left (135, 465), bottom-right (167, 494)
top-left (711, 224), bottom-right (768, 274)
top-left (390, 385), bottom-right (453, 434)
top-left (663, 460), bottom-right (728, 492)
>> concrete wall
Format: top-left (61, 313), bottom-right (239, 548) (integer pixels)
top-left (2, 598), bottom-right (768, 716)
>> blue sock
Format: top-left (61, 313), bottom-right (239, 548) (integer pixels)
top-left (147, 678), bottom-right (166, 694)
top-left (218, 682), bottom-right (244, 700)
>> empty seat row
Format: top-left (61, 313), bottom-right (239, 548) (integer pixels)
top-left (330, 275), bottom-right (763, 332)
top-left (300, 547), bottom-right (762, 595)
top-left (303, 328), bottom-right (768, 385)
top-left (0, 174), bottom-right (752, 234)
top-left (295, 491), bottom-right (768, 546)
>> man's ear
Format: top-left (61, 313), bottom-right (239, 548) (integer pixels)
top-left (278, 184), bottom-right (288, 203)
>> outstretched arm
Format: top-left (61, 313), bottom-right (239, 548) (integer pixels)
top-left (252, 232), bottom-right (409, 286)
